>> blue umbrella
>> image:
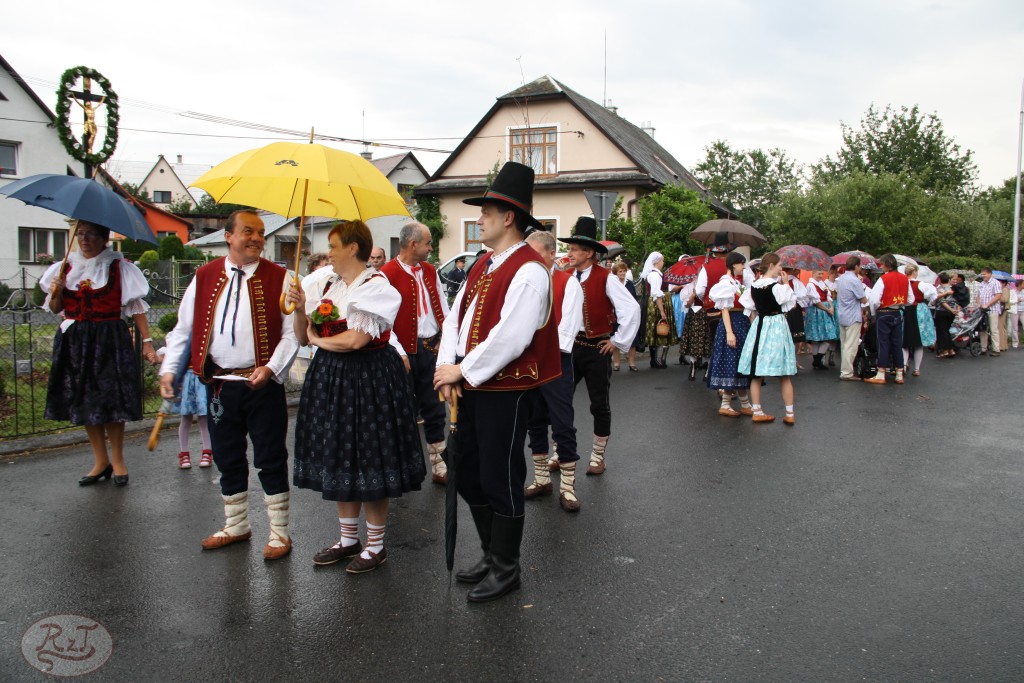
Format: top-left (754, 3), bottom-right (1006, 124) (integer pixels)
top-left (991, 270), bottom-right (1015, 282)
top-left (0, 174), bottom-right (158, 244)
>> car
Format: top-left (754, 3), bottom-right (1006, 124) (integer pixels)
top-left (437, 251), bottom-right (482, 298)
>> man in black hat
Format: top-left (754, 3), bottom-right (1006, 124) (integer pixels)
top-left (446, 256), bottom-right (467, 300)
top-left (558, 217), bottom-right (640, 477)
top-left (433, 161), bottom-right (561, 603)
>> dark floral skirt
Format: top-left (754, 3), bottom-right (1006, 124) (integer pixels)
top-left (293, 345), bottom-right (426, 502)
top-left (645, 295), bottom-right (679, 346)
top-left (45, 319), bottom-right (142, 426)
top-left (679, 308), bottom-right (712, 358)
top-left (706, 312), bottom-right (751, 391)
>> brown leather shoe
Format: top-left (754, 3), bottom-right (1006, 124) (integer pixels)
top-left (559, 491), bottom-right (581, 513)
top-left (345, 548), bottom-right (388, 574)
top-left (524, 481), bottom-right (552, 498)
top-left (751, 413), bottom-right (776, 423)
top-left (313, 541), bottom-right (363, 566)
top-left (586, 461), bottom-right (605, 475)
top-left (863, 376), bottom-right (886, 385)
top-left (783, 415), bottom-right (795, 426)
top-left (432, 472), bottom-right (449, 486)
top-left (263, 535), bottom-right (292, 561)
top-left (738, 407), bottom-right (754, 416)
top-left (718, 406), bottom-right (741, 417)
top-left (201, 530), bottom-right (252, 550)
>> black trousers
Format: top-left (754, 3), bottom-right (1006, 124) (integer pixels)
top-left (456, 389), bottom-right (532, 517)
top-left (407, 338), bottom-right (446, 444)
top-left (207, 380), bottom-right (289, 496)
top-left (572, 340), bottom-right (612, 437)
top-left (527, 352), bottom-right (578, 462)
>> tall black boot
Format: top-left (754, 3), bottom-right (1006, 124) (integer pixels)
top-left (649, 346), bottom-right (659, 368)
top-left (456, 505), bottom-right (493, 584)
top-left (812, 353), bottom-right (825, 370)
top-left (467, 513), bottom-right (524, 602)
top-left (658, 346), bottom-right (669, 368)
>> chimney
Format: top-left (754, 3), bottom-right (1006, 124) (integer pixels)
top-left (360, 149), bottom-right (372, 160)
top-left (176, 154), bottom-right (183, 164)
top-left (606, 99), bottom-right (618, 116)
top-left (641, 121), bottom-right (656, 139)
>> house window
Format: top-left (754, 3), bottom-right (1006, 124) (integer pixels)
top-left (18, 227), bottom-right (68, 264)
top-left (152, 191), bottom-right (172, 203)
top-left (397, 184), bottom-right (415, 205)
top-left (509, 126), bottom-right (557, 176)
top-left (0, 141), bottom-right (17, 175)
top-left (463, 219), bottom-right (482, 253)
top-left (536, 219), bottom-right (557, 235)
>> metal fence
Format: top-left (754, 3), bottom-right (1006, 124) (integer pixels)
top-left (0, 261), bottom-right (301, 441)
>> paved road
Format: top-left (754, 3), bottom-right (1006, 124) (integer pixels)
top-left (2, 351), bottom-right (1023, 681)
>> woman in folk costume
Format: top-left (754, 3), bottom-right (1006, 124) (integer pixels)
top-left (781, 267), bottom-right (808, 353)
top-left (682, 234), bottom-right (731, 380)
top-left (901, 263), bottom-right (937, 377)
top-left (707, 251), bottom-right (754, 417)
top-left (640, 251), bottom-right (677, 369)
top-left (804, 269), bottom-right (839, 371)
top-left (288, 221), bottom-right (426, 574)
top-left (825, 265), bottom-right (841, 367)
top-left (40, 220), bottom-right (154, 487)
top-left (737, 252), bottom-right (798, 425)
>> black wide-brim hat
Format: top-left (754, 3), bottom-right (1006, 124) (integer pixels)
top-left (463, 161), bottom-right (543, 231)
top-left (558, 216), bottom-right (608, 255)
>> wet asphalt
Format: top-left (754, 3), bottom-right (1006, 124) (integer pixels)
top-left (2, 348), bottom-right (1023, 682)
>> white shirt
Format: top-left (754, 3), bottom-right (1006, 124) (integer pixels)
top-left (40, 249), bottom-right (151, 332)
top-left (387, 259), bottom-right (451, 357)
top-left (302, 268), bottom-right (400, 338)
top-left (739, 277), bottom-right (798, 313)
top-left (575, 264), bottom-right (641, 352)
top-left (912, 279), bottom-right (938, 305)
top-left (437, 242), bottom-right (550, 388)
top-left (646, 270), bottom-right (666, 299)
top-left (709, 274), bottom-right (753, 315)
top-left (869, 274), bottom-right (916, 313)
top-left (557, 269), bottom-right (584, 354)
top-left (160, 258), bottom-right (299, 384)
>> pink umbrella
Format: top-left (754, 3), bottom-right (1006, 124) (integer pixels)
top-left (776, 244), bottom-right (832, 272)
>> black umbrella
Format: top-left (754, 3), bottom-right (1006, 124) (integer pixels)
top-left (690, 219), bottom-right (766, 247)
top-left (441, 393), bottom-right (461, 573)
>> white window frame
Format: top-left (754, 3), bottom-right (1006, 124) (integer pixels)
top-left (505, 123), bottom-right (560, 176)
top-left (0, 140), bottom-right (18, 176)
top-left (462, 219), bottom-right (482, 253)
top-left (152, 190), bottom-right (172, 203)
top-left (18, 227), bottom-right (69, 264)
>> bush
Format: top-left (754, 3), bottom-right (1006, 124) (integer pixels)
top-left (158, 235), bottom-right (185, 260)
top-left (0, 282), bottom-right (11, 306)
top-left (157, 312), bottom-right (178, 333)
top-left (32, 284), bottom-right (45, 307)
top-left (138, 250), bottom-right (159, 273)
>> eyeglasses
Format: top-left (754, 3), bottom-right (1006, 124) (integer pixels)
top-left (77, 232), bottom-right (105, 240)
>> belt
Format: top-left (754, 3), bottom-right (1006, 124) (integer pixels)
top-left (418, 334), bottom-right (441, 354)
top-left (211, 365), bottom-right (256, 378)
top-left (574, 333), bottom-right (610, 349)
top-left (878, 307), bottom-right (903, 314)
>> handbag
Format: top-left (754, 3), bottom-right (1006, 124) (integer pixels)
top-left (655, 320), bottom-right (671, 337)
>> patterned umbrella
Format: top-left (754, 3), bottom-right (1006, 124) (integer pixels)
top-left (690, 219), bottom-right (767, 247)
top-left (776, 244), bottom-right (832, 272)
top-left (665, 255), bottom-right (705, 286)
top-left (833, 250), bottom-right (879, 271)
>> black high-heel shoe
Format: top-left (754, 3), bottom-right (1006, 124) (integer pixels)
top-left (79, 464), bottom-right (113, 486)
top-left (113, 474), bottom-right (129, 487)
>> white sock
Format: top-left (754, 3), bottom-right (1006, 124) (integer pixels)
top-left (720, 395), bottom-right (732, 409)
top-left (914, 348), bottom-right (924, 371)
top-left (785, 404), bottom-right (794, 416)
top-left (752, 403), bottom-right (764, 416)
top-left (339, 517), bottom-right (359, 548)
top-left (361, 521), bottom-right (385, 560)
top-left (739, 394), bottom-right (752, 409)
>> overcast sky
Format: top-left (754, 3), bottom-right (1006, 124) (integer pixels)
top-left (3, 0), bottom-right (1022, 189)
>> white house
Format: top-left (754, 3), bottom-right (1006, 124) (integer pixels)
top-left (0, 54), bottom-right (85, 290)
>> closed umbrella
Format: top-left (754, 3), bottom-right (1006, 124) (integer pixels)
top-left (441, 394), bottom-right (462, 573)
top-left (192, 135), bottom-right (411, 312)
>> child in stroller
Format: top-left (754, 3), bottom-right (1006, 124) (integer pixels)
top-left (853, 319), bottom-right (879, 379)
top-left (949, 307), bottom-right (985, 357)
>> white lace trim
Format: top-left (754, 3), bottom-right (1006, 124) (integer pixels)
top-left (347, 310), bottom-right (391, 339)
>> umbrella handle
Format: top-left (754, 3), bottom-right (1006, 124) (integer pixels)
top-left (437, 391), bottom-right (458, 424)
top-left (280, 290), bottom-right (297, 315)
top-left (148, 413), bottom-right (166, 451)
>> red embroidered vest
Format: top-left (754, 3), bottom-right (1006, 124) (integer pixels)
top-left (879, 271), bottom-right (910, 308)
top-left (702, 258), bottom-right (728, 309)
top-left (318, 273), bottom-right (393, 350)
top-left (458, 246), bottom-right (560, 391)
top-left (551, 269), bottom-right (572, 328)
top-left (580, 265), bottom-right (615, 338)
top-left (809, 280), bottom-right (828, 302)
top-left (190, 257), bottom-right (286, 381)
top-left (379, 259), bottom-right (445, 354)
top-left (62, 259), bottom-right (124, 322)
top-left (909, 280), bottom-right (923, 304)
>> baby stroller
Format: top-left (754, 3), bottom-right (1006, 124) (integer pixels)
top-left (949, 307), bottom-right (984, 357)
top-left (853, 320), bottom-right (879, 379)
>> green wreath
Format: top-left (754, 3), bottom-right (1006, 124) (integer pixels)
top-left (54, 66), bottom-right (120, 167)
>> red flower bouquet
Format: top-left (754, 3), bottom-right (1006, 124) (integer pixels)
top-left (310, 299), bottom-right (346, 337)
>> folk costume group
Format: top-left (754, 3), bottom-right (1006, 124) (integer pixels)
top-left (156, 162), bottom-right (639, 602)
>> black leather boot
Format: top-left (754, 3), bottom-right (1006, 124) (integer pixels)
top-left (467, 513), bottom-right (524, 602)
top-left (456, 505), bottom-right (493, 584)
top-left (658, 346), bottom-right (669, 368)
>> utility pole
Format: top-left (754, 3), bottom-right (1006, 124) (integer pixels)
top-left (1013, 78), bottom-right (1023, 276)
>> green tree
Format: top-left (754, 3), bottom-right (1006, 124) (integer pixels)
top-left (121, 182), bottom-right (150, 202)
top-left (606, 185), bottom-right (714, 263)
top-left (693, 140), bottom-right (803, 237)
top-left (182, 245), bottom-right (207, 261)
top-left (137, 250), bottom-right (159, 273)
top-left (415, 195), bottom-right (446, 264)
top-left (158, 235), bottom-right (185, 260)
top-left (119, 237), bottom-right (154, 261)
top-left (167, 194), bottom-right (195, 215)
top-left (813, 104), bottom-right (978, 198)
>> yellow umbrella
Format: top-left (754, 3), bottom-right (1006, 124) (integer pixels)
top-left (192, 136), bottom-right (411, 312)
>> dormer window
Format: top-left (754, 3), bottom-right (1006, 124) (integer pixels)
top-left (509, 126), bottom-right (557, 176)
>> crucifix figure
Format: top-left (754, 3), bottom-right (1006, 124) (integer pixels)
top-left (70, 77), bottom-right (106, 156)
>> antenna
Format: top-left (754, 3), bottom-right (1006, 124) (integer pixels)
top-left (603, 31), bottom-right (607, 107)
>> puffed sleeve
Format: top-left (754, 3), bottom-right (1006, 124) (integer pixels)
top-left (302, 272), bottom-right (327, 317)
top-left (347, 275), bottom-right (401, 338)
top-left (773, 282), bottom-right (798, 312)
top-left (709, 276), bottom-right (739, 311)
top-left (647, 271), bottom-right (665, 299)
top-left (38, 262), bottom-right (64, 311)
top-left (119, 260), bottom-right (151, 315)
top-left (918, 281), bottom-right (937, 304)
top-left (738, 285), bottom-right (755, 312)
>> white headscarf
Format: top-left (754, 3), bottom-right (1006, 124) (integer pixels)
top-left (640, 252), bottom-right (664, 280)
